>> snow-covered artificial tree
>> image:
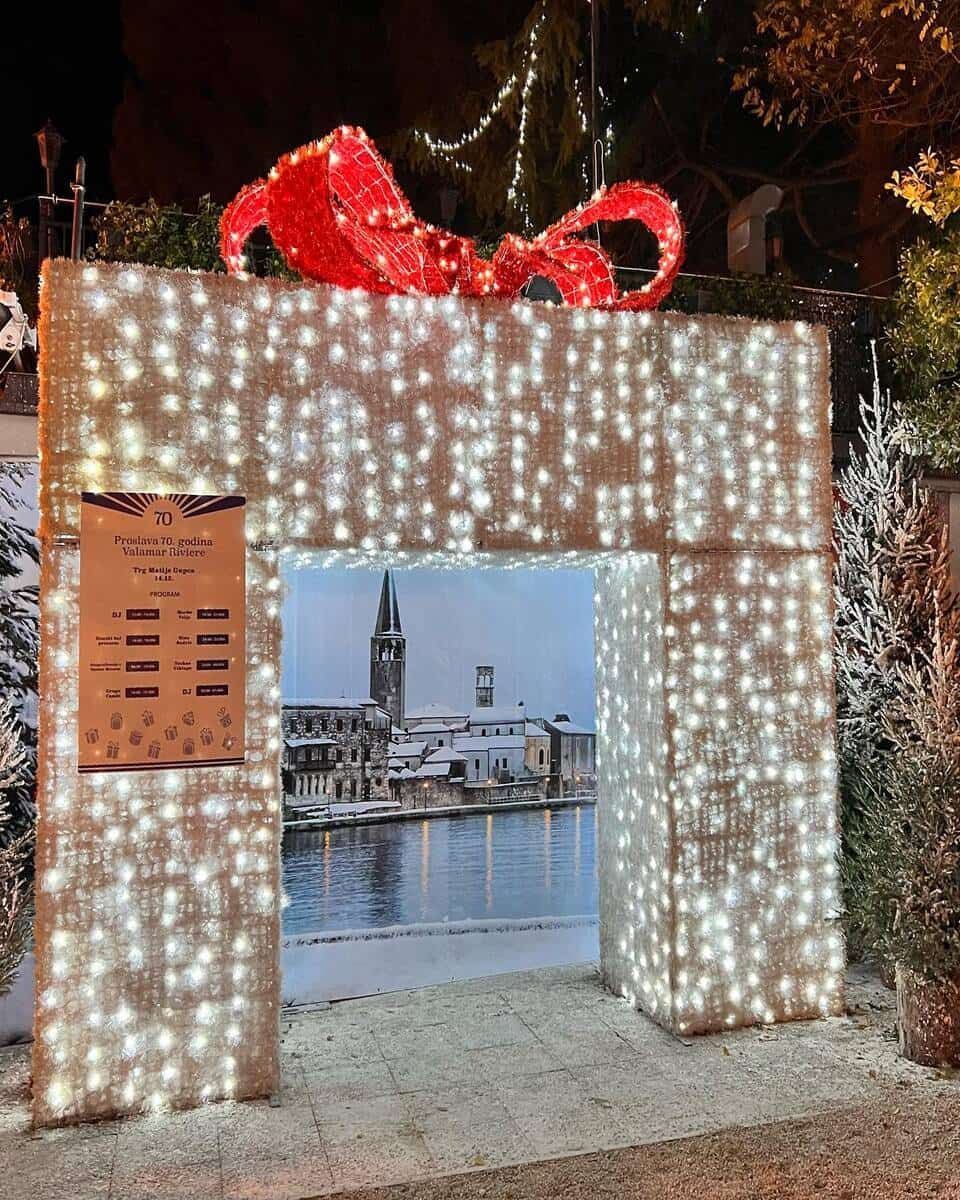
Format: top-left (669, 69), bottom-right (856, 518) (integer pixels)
top-left (854, 612), bottom-right (960, 1065)
top-left (0, 460), bottom-right (38, 842)
top-left (0, 701), bottom-right (31, 996)
top-left (834, 350), bottom-right (958, 964)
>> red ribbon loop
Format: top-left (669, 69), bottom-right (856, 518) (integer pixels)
top-left (222, 126), bottom-right (685, 311)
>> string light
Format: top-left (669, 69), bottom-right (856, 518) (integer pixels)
top-left (415, 73), bottom-right (520, 157)
top-left (220, 125), bottom-right (685, 311)
top-left (35, 257), bottom-right (840, 1126)
top-left (506, 5), bottom-right (546, 232)
top-left (412, 1), bottom-right (548, 223)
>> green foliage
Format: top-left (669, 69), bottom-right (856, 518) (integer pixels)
top-left (0, 702), bottom-right (31, 995)
top-left (851, 616), bottom-right (960, 983)
top-left (889, 224), bottom-right (960, 468)
top-left (260, 244), bottom-right (300, 282)
top-left (397, 0), bottom-right (590, 235)
top-left (0, 207), bottom-right (36, 321)
top-left (397, 0), bottom-right (721, 236)
top-left (660, 270), bottom-right (797, 320)
top-left (91, 195), bottom-right (227, 273)
top-left (90, 196), bottom-right (298, 280)
top-left (0, 461), bottom-right (38, 843)
top-left (734, 0), bottom-right (960, 131)
top-left (621, 0), bottom-right (713, 29)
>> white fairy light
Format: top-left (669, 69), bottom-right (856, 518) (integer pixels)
top-left (411, 1), bottom-right (548, 227)
top-left (414, 73), bottom-right (520, 156)
top-left (35, 257), bottom-right (840, 1127)
top-left (506, 6), bottom-right (545, 232)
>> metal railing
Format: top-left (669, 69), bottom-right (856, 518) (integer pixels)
top-left (3, 197), bottom-right (889, 462)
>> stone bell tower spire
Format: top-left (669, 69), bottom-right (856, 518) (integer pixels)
top-left (370, 570), bottom-right (405, 729)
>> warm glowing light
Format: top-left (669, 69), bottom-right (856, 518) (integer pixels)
top-left (34, 256), bottom-right (839, 1128)
top-left (219, 126), bottom-right (684, 312)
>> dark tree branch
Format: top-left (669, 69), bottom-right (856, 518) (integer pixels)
top-left (791, 187), bottom-right (857, 265)
top-left (651, 90), bottom-right (739, 207)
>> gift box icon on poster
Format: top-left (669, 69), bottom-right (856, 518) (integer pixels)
top-left (183, 738), bottom-right (195, 755)
top-left (164, 725), bottom-right (177, 741)
top-left (182, 711), bottom-right (195, 726)
top-left (147, 741), bottom-right (161, 760)
top-left (222, 735), bottom-right (236, 751)
top-left (106, 741), bottom-right (119, 760)
top-left (142, 710), bottom-right (155, 727)
top-left (129, 729), bottom-right (142, 746)
top-left (110, 712), bottom-right (122, 730)
top-left (84, 728), bottom-right (99, 745)
top-left (217, 707), bottom-right (232, 728)
top-left (200, 727), bottom-right (213, 747)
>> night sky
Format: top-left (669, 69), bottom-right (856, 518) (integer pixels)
top-left (3, 1), bottom-right (529, 210)
top-left (2, 3), bottom-right (865, 287)
top-left (4, 4), bottom-right (124, 204)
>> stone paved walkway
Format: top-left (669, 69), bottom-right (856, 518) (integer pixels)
top-left (1, 962), bottom-right (956, 1199)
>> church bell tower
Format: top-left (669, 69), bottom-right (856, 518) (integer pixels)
top-left (370, 570), bottom-right (405, 730)
top-left (475, 665), bottom-right (494, 708)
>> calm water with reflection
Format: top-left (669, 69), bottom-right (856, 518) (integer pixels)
top-left (282, 804), bottom-right (597, 935)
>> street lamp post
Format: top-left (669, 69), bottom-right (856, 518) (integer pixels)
top-left (35, 120), bottom-right (64, 263)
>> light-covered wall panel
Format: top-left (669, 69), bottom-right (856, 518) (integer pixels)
top-left (36, 259), bottom-right (839, 1126)
top-left (665, 550), bottom-right (840, 1034)
top-left (33, 537), bottom-right (282, 1125)
top-left (595, 554), bottom-right (671, 1022)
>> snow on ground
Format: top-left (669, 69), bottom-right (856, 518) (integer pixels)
top-left (281, 916), bottom-right (599, 1006)
top-left (1, 923), bottom-right (600, 1038)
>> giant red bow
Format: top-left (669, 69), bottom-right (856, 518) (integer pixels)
top-left (221, 126), bottom-right (684, 310)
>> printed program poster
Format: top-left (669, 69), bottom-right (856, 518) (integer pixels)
top-left (78, 492), bottom-right (246, 773)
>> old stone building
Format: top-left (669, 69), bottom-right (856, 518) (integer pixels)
top-left (468, 703), bottom-right (526, 738)
top-left (524, 722), bottom-right (551, 776)
top-left (542, 716), bottom-right (597, 791)
top-left (281, 698), bottom-right (391, 804)
top-left (285, 575), bottom-right (594, 814)
top-left (475, 665), bottom-right (494, 707)
top-left (403, 702), bottom-right (468, 731)
top-left (454, 734), bottom-right (527, 783)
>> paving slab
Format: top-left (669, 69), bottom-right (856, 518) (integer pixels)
top-left (0, 962), bottom-right (956, 1200)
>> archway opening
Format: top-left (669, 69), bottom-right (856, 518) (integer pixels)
top-left (279, 558), bottom-right (603, 1005)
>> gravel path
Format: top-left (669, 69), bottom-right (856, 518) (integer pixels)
top-left (328, 1091), bottom-right (960, 1200)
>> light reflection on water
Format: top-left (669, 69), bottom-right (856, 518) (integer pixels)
top-left (281, 804), bottom-right (598, 935)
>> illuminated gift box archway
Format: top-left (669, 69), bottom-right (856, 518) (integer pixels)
top-left (34, 258), bottom-right (842, 1126)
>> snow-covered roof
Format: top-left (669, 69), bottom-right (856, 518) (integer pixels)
top-left (452, 734), bottom-right (526, 751)
top-left (391, 725), bottom-right (405, 738)
top-left (409, 721), bottom-right (453, 734)
top-left (426, 746), bottom-right (467, 763)
top-left (405, 702), bottom-right (468, 722)
top-left (416, 762), bottom-right (453, 778)
top-left (469, 705), bottom-right (526, 725)
top-left (547, 720), bottom-right (596, 736)
top-left (388, 769), bottom-right (402, 780)
top-left (285, 737), bottom-right (336, 748)
top-left (283, 697), bottom-right (377, 710)
top-left (525, 722), bottom-right (549, 738)
top-left (389, 741), bottom-right (427, 758)
top-left (399, 767), bottom-right (418, 779)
